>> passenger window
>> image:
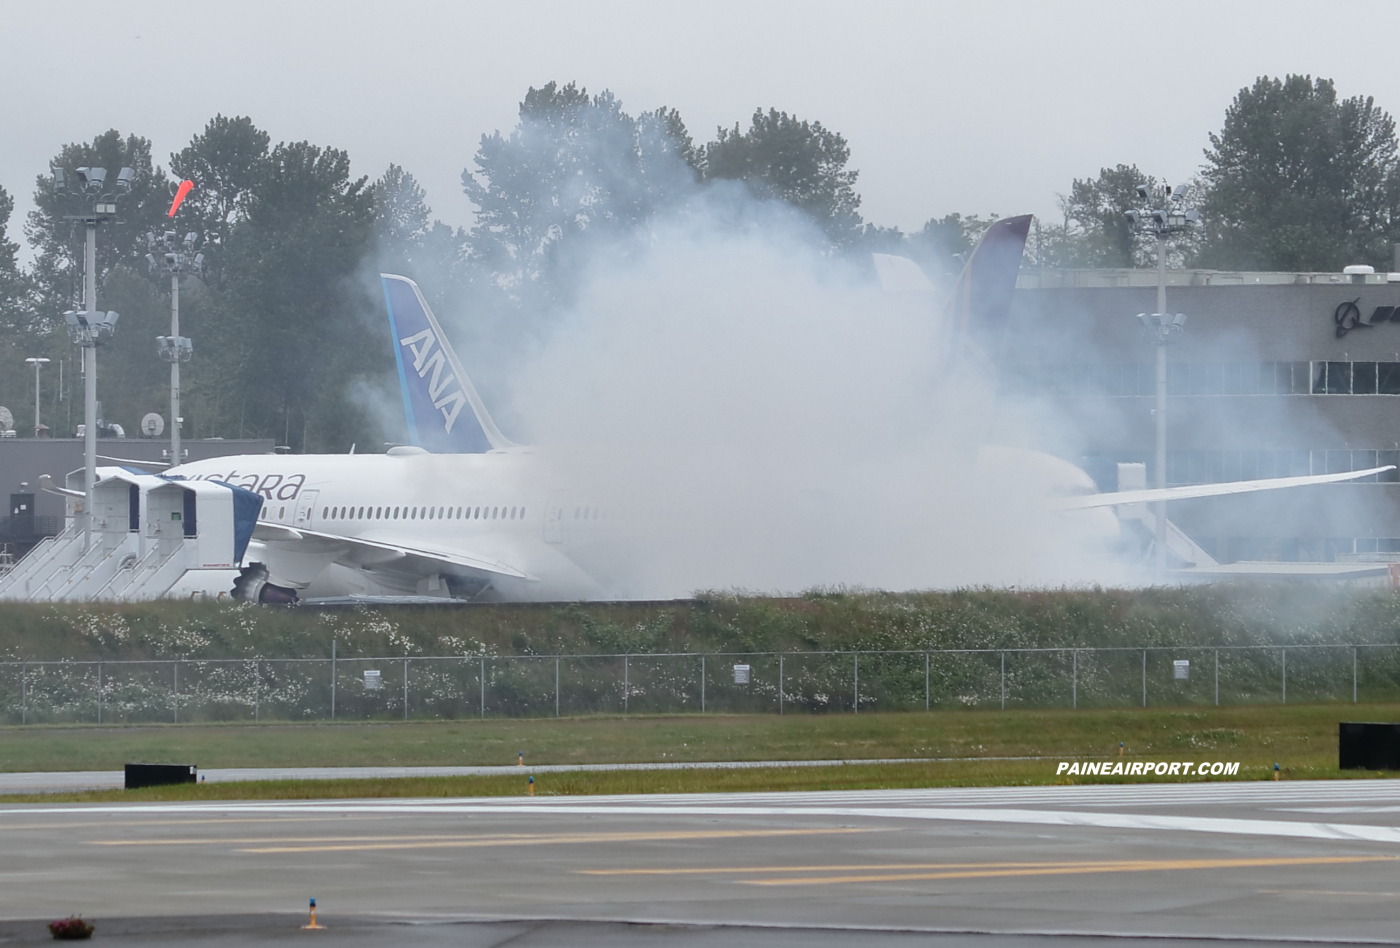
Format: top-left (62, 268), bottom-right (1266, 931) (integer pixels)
top-left (456, 507), bottom-right (462, 518)
top-left (279, 506), bottom-right (286, 519)
top-left (427, 507), bottom-right (434, 520)
top-left (322, 507), bottom-right (328, 519)
top-left (492, 507), bottom-right (498, 519)
top-left (393, 507), bottom-right (399, 519)
top-left (520, 507), bottom-right (526, 519)
top-left (376, 507), bottom-right (382, 519)
top-left (411, 507), bottom-right (417, 520)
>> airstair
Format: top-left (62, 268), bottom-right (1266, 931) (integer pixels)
top-left (0, 468), bottom-right (260, 602)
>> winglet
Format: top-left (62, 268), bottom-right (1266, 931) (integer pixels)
top-left (380, 274), bottom-right (515, 453)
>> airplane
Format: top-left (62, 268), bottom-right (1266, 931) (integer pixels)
top-left (147, 221), bottom-right (1389, 603)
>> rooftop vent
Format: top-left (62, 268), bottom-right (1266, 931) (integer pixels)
top-left (1345, 264), bottom-right (1376, 284)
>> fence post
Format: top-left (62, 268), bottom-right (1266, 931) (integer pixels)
top-left (1354, 646), bottom-right (1358, 703)
top-left (1214, 649), bottom-right (1219, 707)
top-left (624, 655), bottom-right (629, 713)
top-left (1281, 647), bottom-right (1286, 704)
top-left (1000, 652), bottom-right (1005, 710)
top-left (480, 655), bottom-right (486, 718)
top-left (1072, 650), bottom-right (1077, 710)
top-left (853, 652), bottom-right (859, 714)
top-left (21, 661), bottom-right (26, 725)
top-left (403, 658), bottom-right (409, 721)
top-left (173, 660), bottom-right (179, 724)
top-left (779, 653), bottom-right (784, 715)
top-left (331, 641), bottom-right (336, 720)
top-left (254, 660), bottom-right (260, 722)
top-left (96, 660), bottom-right (102, 725)
top-left (555, 656), bottom-right (560, 718)
top-left (701, 655), bottom-right (706, 713)
top-left (925, 652), bottom-right (930, 711)
top-left (1142, 650), bottom-right (1147, 708)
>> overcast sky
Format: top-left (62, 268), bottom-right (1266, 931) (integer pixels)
top-left (3, 0), bottom-right (1397, 260)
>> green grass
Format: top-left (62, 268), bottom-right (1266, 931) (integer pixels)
top-left (0, 757), bottom-right (1315, 805)
top-left (0, 703), bottom-right (1386, 782)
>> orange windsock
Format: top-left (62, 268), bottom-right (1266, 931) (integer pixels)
top-left (168, 180), bottom-right (194, 217)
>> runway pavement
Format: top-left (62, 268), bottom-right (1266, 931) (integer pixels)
top-left (5, 780), bottom-right (1400, 945)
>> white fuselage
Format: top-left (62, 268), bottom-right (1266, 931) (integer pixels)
top-left (170, 443), bottom-right (1122, 601)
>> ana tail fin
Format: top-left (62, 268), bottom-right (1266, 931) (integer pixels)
top-left (380, 274), bottom-right (516, 453)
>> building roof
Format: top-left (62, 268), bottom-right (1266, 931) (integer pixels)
top-left (1016, 269), bottom-right (1400, 290)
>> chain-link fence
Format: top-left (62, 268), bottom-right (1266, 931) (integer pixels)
top-left (2, 645), bottom-right (1398, 725)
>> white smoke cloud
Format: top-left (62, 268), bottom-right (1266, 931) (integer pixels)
top-left (503, 191), bottom-right (1128, 596)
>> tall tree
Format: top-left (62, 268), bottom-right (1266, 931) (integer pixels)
top-left (26, 130), bottom-right (171, 318)
top-left (907, 213), bottom-right (996, 278)
top-left (702, 108), bottom-right (863, 245)
top-left (1197, 75), bottom-right (1400, 271)
top-left (1056, 165), bottom-right (1157, 268)
top-left (168, 115), bottom-right (271, 290)
top-left (21, 131), bottom-right (175, 438)
top-left (0, 185), bottom-right (27, 334)
top-left (196, 140), bottom-right (377, 450)
top-left (463, 81), bottom-right (696, 308)
top-left (372, 165), bottom-right (467, 296)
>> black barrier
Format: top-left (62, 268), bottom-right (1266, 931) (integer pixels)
top-left (125, 763), bottom-right (197, 790)
top-left (1339, 722), bottom-right (1400, 770)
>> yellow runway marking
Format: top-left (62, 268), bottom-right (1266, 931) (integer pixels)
top-left (584, 861), bottom-right (1163, 876)
top-left (742, 855), bottom-right (1395, 886)
top-left (88, 827), bottom-right (874, 854)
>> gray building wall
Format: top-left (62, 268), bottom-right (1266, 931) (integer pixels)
top-left (1003, 272), bottom-right (1400, 561)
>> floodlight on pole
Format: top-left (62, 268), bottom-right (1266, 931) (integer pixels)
top-left (1126, 180), bottom-right (1201, 572)
top-left (55, 164), bottom-right (134, 547)
top-left (24, 358), bottom-right (50, 437)
top-left (147, 212), bottom-right (200, 467)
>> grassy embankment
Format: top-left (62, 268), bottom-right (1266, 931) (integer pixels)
top-left (7, 586), bottom-right (1400, 722)
top-left (0, 702), bottom-right (1386, 803)
top-left (2, 586), bottom-right (1399, 800)
top-left (2, 585), bottom-right (1400, 660)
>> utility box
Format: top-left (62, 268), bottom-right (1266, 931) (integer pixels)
top-left (733, 664), bottom-right (750, 684)
top-left (1340, 723), bottom-right (1400, 770)
top-left (125, 763), bottom-right (197, 790)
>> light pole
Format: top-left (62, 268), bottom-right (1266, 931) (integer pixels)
top-left (1126, 183), bottom-right (1199, 571)
top-left (24, 358), bottom-right (49, 437)
top-left (147, 231), bottom-right (199, 466)
top-left (53, 165), bottom-right (132, 545)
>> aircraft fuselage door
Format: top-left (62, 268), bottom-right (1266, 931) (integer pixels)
top-left (295, 490), bottom-right (319, 528)
top-left (544, 499), bottom-right (564, 545)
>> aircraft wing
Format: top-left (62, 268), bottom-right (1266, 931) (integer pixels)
top-left (250, 523), bottom-right (535, 581)
top-left (1058, 465), bottom-right (1396, 510)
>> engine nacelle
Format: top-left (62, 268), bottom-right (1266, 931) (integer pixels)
top-left (231, 562), bottom-right (300, 604)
